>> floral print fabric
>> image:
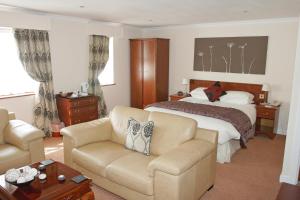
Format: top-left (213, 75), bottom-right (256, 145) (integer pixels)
top-left (88, 35), bottom-right (109, 117)
top-left (14, 29), bottom-right (59, 136)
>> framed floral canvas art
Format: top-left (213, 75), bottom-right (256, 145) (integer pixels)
top-left (193, 36), bottom-right (268, 74)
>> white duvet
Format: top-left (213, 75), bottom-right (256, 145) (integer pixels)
top-left (145, 97), bottom-right (256, 145)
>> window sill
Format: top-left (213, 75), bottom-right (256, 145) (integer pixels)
top-left (101, 83), bottom-right (116, 87)
top-left (0, 92), bottom-right (35, 100)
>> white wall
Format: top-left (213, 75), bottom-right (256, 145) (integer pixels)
top-left (0, 10), bottom-right (142, 123)
top-left (280, 17), bottom-right (300, 185)
top-left (142, 19), bottom-right (299, 134)
top-left (0, 9), bottom-right (298, 136)
top-left (0, 95), bottom-right (36, 122)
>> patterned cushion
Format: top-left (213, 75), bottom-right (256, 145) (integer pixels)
top-left (204, 81), bottom-right (227, 102)
top-left (125, 118), bottom-right (154, 156)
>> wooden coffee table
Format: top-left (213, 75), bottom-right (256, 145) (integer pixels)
top-left (0, 161), bottom-right (94, 200)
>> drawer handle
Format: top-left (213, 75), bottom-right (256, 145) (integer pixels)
top-left (71, 109), bottom-right (80, 113)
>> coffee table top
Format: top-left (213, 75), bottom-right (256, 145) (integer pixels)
top-left (0, 161), bottom-right (91, 200)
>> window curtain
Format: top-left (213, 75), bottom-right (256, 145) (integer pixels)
top-left (88, 35), bottom-right (109, 117)
top-left (14, 29), bottom-right (59, 136)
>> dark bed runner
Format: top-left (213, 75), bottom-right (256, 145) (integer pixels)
top-left (147, 101), bottom-right (254, 148)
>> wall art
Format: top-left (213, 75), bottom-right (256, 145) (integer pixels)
top-left (193, 36), bottom-right (268, 74)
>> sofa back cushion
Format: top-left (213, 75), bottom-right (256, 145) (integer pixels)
top-left (0, 108), bottom-right (9, 144)
top-left (110, 106), bottom-right (150, 145)
top-left (148, 111), bottom-right (197, 155)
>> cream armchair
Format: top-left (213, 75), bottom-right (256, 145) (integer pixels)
top-left (0, 108), bottom-right (45, 174)
top-left (62, 106), bottom-right (218, 200)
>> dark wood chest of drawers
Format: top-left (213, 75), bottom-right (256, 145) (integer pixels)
top-left (56, 94), bottom-right (98, 127)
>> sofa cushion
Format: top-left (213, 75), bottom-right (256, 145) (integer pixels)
top-left (125, 118), bottom-right (154, 156)
top-left (149, 112), bottom-right (197, 155)
top-left (0, 144), bottom-right (30, 174)
top-left (72, 141), bottom-right (131, 177)
top-left (4, 120), bottom-right (44, 151)
top-left (148, 139), bottom-right (215, 177)
top-left (106, 152), bottom-right (156, 196)
top-left (110, 106), bottom-right (150, 145)
top-left (0, 108), bottom-right (9, 144)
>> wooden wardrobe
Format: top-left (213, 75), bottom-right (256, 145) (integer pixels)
top-left (130, 38), bottom-right (169, 108)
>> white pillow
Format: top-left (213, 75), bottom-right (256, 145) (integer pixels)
top-left (125, 117), bottom-right (154, 156)
top-left (220, 91), bottom-right (254, 105)
top-left (190, 87), bottom-right (209, 100)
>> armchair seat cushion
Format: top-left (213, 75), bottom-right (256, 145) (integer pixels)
top-left (106, 152), bottom-right (157, 196)
top-left (72, 141), bottom-right (131, 177)
top-left (0, 144), bottom-right (30, 173)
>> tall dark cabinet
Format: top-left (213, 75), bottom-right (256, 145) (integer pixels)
top-left (130, 38), bottom-right (169, 108)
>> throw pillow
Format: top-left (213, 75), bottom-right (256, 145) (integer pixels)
top-left (204, 81), bottom-right (227, 102)
top-left (125, 117), bottom-right (154, 156)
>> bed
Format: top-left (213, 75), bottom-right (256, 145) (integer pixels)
top-left (146, 79), bottom-right (265, 163)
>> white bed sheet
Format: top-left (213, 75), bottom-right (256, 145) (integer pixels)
top-left (217, 140), bottom-right (241, 163)
top-left (145, 97), bottom-right (256, 145)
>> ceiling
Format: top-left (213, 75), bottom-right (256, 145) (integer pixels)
top-left (0, 0), bottom-right (300, 27)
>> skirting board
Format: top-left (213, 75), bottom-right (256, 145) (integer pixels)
top-left (280, 174), bottom-right (299, 185)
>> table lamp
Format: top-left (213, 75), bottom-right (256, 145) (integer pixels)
top-left (262, 83), bottom-right (270, 103)
top-left (182, 78), bottom-right (189, 95)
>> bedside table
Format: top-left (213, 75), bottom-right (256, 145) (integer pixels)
top-left (255, 104), bottom-right (280, 139)
top-left (169, 94), bottom-right (190, 101)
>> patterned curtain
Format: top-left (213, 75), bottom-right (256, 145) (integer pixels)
top-left (88, 35), bottom-right (109, 117)
top-left (14, 29), bottom-right (59, 136)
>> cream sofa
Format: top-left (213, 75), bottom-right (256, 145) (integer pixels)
top-left (0, 108), bottom-right (45, 174)
top-left (62, 106), bottom-right (218, 200)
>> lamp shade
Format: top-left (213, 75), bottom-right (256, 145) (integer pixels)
top-left (182, 78), bottom-right (189, 85)
top-left (262, 83), bottom-right (270, 92)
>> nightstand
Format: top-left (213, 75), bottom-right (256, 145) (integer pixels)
top-left (255, 104), bottom-right (280, 139)
top-left (169, 94), bottom-right (190, 101)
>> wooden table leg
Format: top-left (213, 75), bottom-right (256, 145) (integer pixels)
top-left (81, 191), bottom-right (95, 200)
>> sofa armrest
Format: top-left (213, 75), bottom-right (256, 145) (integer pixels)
top-left (8, 112), bottom-right (16, 120)
top-left (4, 120), bottom-right (44, 151)
top-left (148, 139), bottom-right (216, 177)
top-left (195, 128), bottom-right (218, 148)
top-left (61, 118), bottom-right (112, 148)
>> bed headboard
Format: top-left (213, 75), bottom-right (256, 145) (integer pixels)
top-left (189, 79), bottom-right (265, 104)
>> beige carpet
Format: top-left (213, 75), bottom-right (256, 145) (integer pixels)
top-left (44, 135), bottom-right (285, 200)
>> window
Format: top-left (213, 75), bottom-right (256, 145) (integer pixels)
top-left (0, 28), bottom-right (38, 97)
top-left (99, 37), bottom-right (114, 86)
